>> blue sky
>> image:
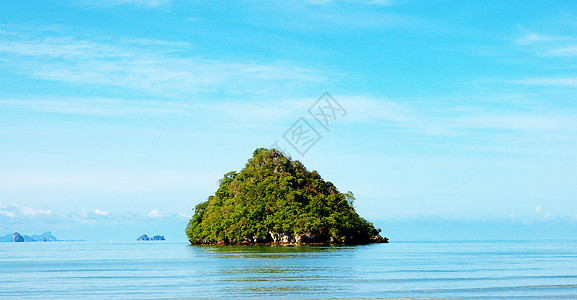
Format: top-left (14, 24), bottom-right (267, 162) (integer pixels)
top-left (1, 0), bottom-right (577, 241)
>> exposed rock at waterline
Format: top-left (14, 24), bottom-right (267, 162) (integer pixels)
top-left (13, 232), bottom-right (24, 242)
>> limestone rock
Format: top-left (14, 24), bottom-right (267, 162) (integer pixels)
top-left (137, 234), bottom-right (150, 241)
top-left (13, 232), bottom-right (24, 242)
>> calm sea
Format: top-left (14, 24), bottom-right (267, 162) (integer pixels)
top-left (1, 239), bottom-right (577, 299)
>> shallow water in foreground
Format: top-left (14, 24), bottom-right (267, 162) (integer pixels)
top-left (1, 239), bottom-right (577, 299)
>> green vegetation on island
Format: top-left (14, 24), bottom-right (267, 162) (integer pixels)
top-left (186, 148), bottom-right (387, 245)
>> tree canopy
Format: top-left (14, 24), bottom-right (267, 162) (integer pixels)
top-left (186, 148), bottom-right (384, 244)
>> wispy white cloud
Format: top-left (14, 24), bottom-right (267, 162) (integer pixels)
top-left (452, 114), bottom-right (577, 131)
top-left (534, 206), bottom-right (552, 219)
top-left (0, 26), bottom-right (326, 97)
top-left (334, 95), bottom-right (577, 135)
top-left (78, 0), bottom-right (170, 8)
top-left (0, 201), bottom-right (52, 218)
top-left (0, 97), bottom-right (190, 116)
top-left (305, 0), bottom-right (396, 6)
top-left (94, 209), bottom-right (109, 216)
top-left (4, 93), bottom-right (575, 137)
top-left (547, 45), bottom-right (577, 57)
top-left (0, 210), bottom-right (15, 218)
top-left (238, 0), bottom-right (424, 33)
top-left (0, 202), bottom-right (194, 241)
top-left (509, 25), bottom-right (577, 97)
top-left (516, 30), bottom-right (556, 46)
top-left (0, 171), bottom-right (219, 193)
top-left (0, 201), bottom-right (189, 230)
top-left (513, 77), bottom-right (577, 87)
top-left (82, 0), bottom-right (396, 8)
top-left (514, 26), bottom-right (577, 58)
top-left (178, 212), bottom-right (192, 218)
top-left (70, 209), bottom-right (112, 224)
top-left (148, 209), bottom-right (164, 218)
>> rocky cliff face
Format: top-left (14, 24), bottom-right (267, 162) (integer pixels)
top-left (137, 234), bottom-right (150, 241)
top-left (13, 232), bottom-right (24, 242)
top-left (191, 231), bottom-right (388, 245)
top-left (151, 235), bottom-right (165, 241)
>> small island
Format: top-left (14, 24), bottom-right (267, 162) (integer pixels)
top-left (137, 234), bottom-right (165, 241)
top-left (186, 148), bottom-right (388, 245)
top-left (0, 232), bottom-right (58, 242)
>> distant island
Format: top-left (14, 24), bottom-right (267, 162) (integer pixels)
top-left (186, 148), bottom-right (388, 245)
top-left (0, 232), bottom-right (58, 242)
top-left (137, 234), bottom-right (165, 241)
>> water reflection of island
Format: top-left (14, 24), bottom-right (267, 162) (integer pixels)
top-left (187, 244), bottom-right (382, 296)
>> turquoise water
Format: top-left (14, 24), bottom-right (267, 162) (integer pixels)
top-left (1, 239), bottom-right (577, 299)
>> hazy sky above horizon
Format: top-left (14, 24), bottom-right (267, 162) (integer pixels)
top-left (1, 0), bottom-right (577, 240)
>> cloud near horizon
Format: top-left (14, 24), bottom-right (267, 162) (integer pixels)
top-left (148, 209), bottom-right (164, 218)
top-left (0, 202), bottom-right (191, 224)
top-left (0, 201), bottom-right (52, 218)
